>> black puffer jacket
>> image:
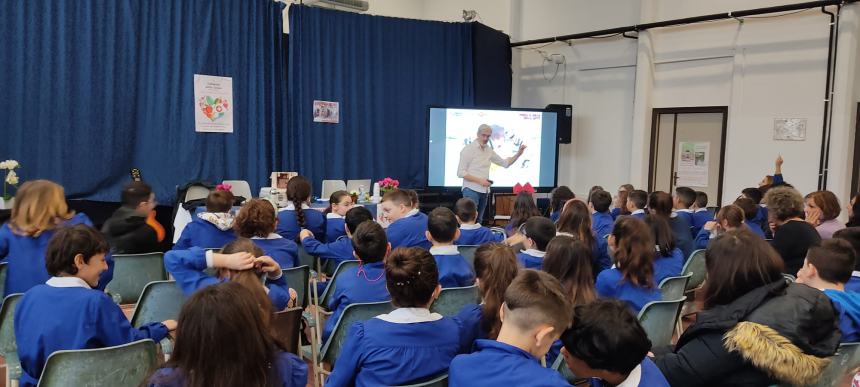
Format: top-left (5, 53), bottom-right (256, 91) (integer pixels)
top-left (655, 280), bottom-right (840, 387)
top-left (101, 207), bottom-right (159, 254)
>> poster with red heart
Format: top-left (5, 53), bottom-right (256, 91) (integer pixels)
top-left (194, 74), bottom-right (234, 133)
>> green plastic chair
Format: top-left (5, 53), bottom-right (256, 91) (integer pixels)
top-left (298, 246), bottom-right (318, 271)
top-left (431, 285), bottom-right (480, 317)
top-left (36, 339), bottom-right (157, 387)
top-left (809, 342), bottom-right (860, 387)
top-left (659, 274), bottom-right (692, 301)
top-left (392, 373), bottom-right (449, 387)
top-left (281, 265), bottom-right (310, 309)
top-left (130, 281), bottom-right (186, 328)
top-left (0, 293), bottom-right (23, 385)
top-left (271, 307), bottom-right (304, 355)
top-left (0, 262), bottom-right (7, 300)
top-left (319, 301), bottom-right (394, 366)
top-left (681, 249), bottom-right (706, 291)
top-left (457, 245), bottom-right (478, 270)
top-left (104, 252), bottom-right (167, 304)
top-left (637, 296), bottom-right (686, 348)
top-left (550, 353), bottom-right (581, 384)
top-left (319, 260), bottom-right (361, 308)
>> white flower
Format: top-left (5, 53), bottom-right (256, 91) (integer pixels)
top-left (5, 170), bottom-right (18, 185)
top-left (0, 160), bottom-right (19, 170)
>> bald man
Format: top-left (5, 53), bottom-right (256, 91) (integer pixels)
top-left (457, 124), bottom-right (526, 223)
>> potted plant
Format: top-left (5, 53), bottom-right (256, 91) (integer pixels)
top-left (377, 177), bottom-right (400, 195)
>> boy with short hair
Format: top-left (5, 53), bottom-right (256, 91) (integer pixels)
top-left (449, 270), bottom-right (573, 387)
top-left (626, 190), bottom-right (648, 220)
top-left (15, 225), bottom-right (175, 387)
top-left (427, 207), bottom-right (475, 288)
top-left (673, 187), bottom-right (696, 236)
top-left (560, 299), bottom-right (669, 386)
top-left (453, 198), bottom-right (502, 245)
top-left (834, 228), bottom-right (860, 292)
top-left (590, 190), bottom-right (614, 239)
top-left (381, 189), bottom-right (430, 249)
top-left (101, 181), bottom-right (161, 254)
top-left (691, 191), bottom-right (711, 236)
top-left (300, 206), bottom-right (374, 266)
top-left (516, 217), bottom-right (556, 269)
top-left (796, 239), bottom-right (860, 342)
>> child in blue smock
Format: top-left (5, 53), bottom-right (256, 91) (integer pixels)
top-left (165, 238), bottom-right (294, 311)
top-left (556, 199), bottom-right (612, 275)
top-left (644, 215), bottom-right (684, 285)
top-left (301, 207), bottom-right (372, 268)
top-left (596, 218), bottom-right (661, 314)
top-left (325, 247), bottom-right (480, 387)
top-left (448, 270), bottom-right (573, 387)
top-left (694, 205), bottom-right (750, 250)
top-left (453, 198), bottom-right (502, 246)
top-left (427, 207), bottom-right (474, 288)
top-left (561, 300), bottom-right (670, 387)
top-left (796, 239), bottom-right (860, 342)
top-left (516, 217), bottom-right (556, 270)
top-left (148, 282), bottom-right (306, 387)
top-left (235, 199), bottom-right (298, 268)
top-left (673, 187), bottom-right (696, 237)
top-left (0, 180), bottom-right (113, 295)
top-left (381, 189), bottom-right (430, 249)
top-left (276, 175), bottom-right (326, 241)
top-left (691, 191), bottom-right (712, 236)
top-left (589, 190), bottom-right (615, 239)
top-left (733, 197), bottom-right (767, 239)
top-left (173, 189), bottom-right (237, 250)
top-left (324, 190), bottom-right (353, 242)
top-left (549, 186), bottom-right (576, 223)
top-left (321, 220), bottom-right (391, 343)
top-left (627, 190), bottom-right (648, 220)
top-left (470, 244), bottom-right (520, 340)
top-left (16, 225), bottom-right (174, 387)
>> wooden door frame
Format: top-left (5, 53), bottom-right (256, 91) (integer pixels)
top-left (852, 103), bottom-right (860, 195)
top-left (648, 106), bottom-right (729, 206)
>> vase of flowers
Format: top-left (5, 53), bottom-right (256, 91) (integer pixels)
top-left (0, 159), bottom-right (20, 209)
top-left (377, 177), bottom-right (399, 195)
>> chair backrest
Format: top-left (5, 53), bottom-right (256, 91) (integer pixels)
top-left (281, 265), bottom-right (310, 308)
top-left (457, 245), bottom-right (478, 270)
top-left (320, 260), bottom-right (361, 308)
top-left (271, 307), bottom-right (303, 355)
top-left (637, 296), bottom-right (686, 348)
top-left (183, 185), bottom-right (211, 202)
top-left (105, 252), bottom-right (168, 304)
top-left (346, 179), bottom-right (371, 194)
top-left (431, 285), bottom-right (480, 317)
top-left (0, 293), bottom-right (24, 355)
top-left (489, 227), bottom-right (506, 240)
top-left (130, 281), bottom-right (187, 328)
top-left (550, 353), bottom-right (579, 383)
top-left (810, 342), bottom-right (860, 387)
top-left (783, 273), bottom-right (796, 283)
top-left (659, 274), bottom-right (692, 301)
top-left (222, 180), bottom-right (253, 201)
top-left (297, 245), bottom-right (317, 270)
top-left (321, 180), bottom-right (347, 200)
top-left (392, 373), bottom-right (449, 387)
top-left (681, 249), bottom-right (707, 291)
top-left (36, 339), bottom-right (157, 387)
top-left (321, 301), bottom-right (394, 365)
top-left (0, 262), bottom-right (7, 299)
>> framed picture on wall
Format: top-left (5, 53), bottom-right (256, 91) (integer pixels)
top-left (773, 118), bottom-right (807, 141)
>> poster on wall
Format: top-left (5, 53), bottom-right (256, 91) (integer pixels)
top-left (194, 74), bottom-right (234, 133)
top-left (773, 118), bottom-right (807, 141)
top-left (313, 100), bottom-right (339, 123)
top-left (676, 142), bottom-right (710, 187)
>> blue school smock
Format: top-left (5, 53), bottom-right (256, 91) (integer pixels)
top-left (0, 213), bottom-right (114, 295)
top-left (745, 222), bottom-right (766, 239)
top-left (592, 212), bottom-right (614, 240)
top-left (588, 358), bottom-right (670, 387)
top-left (823, 289), bottom-right (860, 343)
top-left (148, 350), bottom-right (307, 387)
top-left (674, 210), bottom-right (695, 237)
top-left (668, 216), bottom-right (694, 261)
top-left (322, 261), bottom-right (390, 343)
top-left (173, 213), bottom-right (236, 250)
top-left (749, 206), bottom-right (769, 236)
top-left (517, 249), bottom-right (545, 270)
top-left (692, 209), bottom-right (712, 237)
top-left (325, 214), bottom-right (347, 243)
top-left (595, 268), bottom-right (661, 314)
top-left (16, 278), bottom-right (169, 387)
top-left (654, 248), bottom-right (684, 285)
top-left (630, 211), bottom-right (646, 220)
top-left (847, 275), bottom-right (860, 293)
top-left (386, 211), bottom-right (430, 250)
top-left (610, 207), bottom-right (620, 220)
top-left (325, 306), bottom-right (481, 387)
top-left (276, 206), bottom-right (326, 241)
top-left (164, 248), bottom-right (291, 310)
top-left (550, 210), bottom-right (562, 223)
top-left (430, 246), bottom-right (475, 288)
top-left (593, 237), bottom-right (612, 274)
top-left (252, 235), bottom-right (299, 268)
top-left (302, 235), bottom-right (354, 267)
top-left (455, 225), bottom-right (502, 246)
top-left (449, 339), bottom-right (570, 387)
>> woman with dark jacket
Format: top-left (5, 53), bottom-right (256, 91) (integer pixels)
top-left (654, 229), bottom-right (840, 387)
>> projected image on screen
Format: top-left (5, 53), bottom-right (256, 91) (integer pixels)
top-left (443, 109), bottom-right (542, 187)
top-left (427, 107), bottom-right (558, 189)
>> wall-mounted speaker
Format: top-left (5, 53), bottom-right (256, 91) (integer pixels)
top-left (545, 104), bottom-right (572, 144)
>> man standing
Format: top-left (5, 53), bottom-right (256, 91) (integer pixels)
top-left (457, 124), bottom-right (526, 223)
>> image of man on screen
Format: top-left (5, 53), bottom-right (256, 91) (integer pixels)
top-left (457, 124), bottom-right (526, 223)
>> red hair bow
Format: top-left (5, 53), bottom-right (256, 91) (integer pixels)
top-left (216, 183), bottom-right (232, 192)
top-left (513, 182), bottom-right (535, 195)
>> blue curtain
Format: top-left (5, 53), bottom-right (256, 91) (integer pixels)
top-left (0, 0), bottom-right (287, 202)
top-left (287, 5), bottom-right (474, 191)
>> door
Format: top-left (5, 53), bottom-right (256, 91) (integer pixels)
top-left (649, 107), bottom-right (728, 206)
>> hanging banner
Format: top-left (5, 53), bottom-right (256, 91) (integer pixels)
top-left (313, 100), bottom-right (340, 123)
top-left (194, 74), bottom-right (234, 133)
top-left (677, 142), bottom-right (709, 187)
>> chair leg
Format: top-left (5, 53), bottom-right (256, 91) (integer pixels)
top-left (310, 277), bottom-right (323, 387)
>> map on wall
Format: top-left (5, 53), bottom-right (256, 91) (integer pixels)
top-left (773, 118), bottom-right (807, 141)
